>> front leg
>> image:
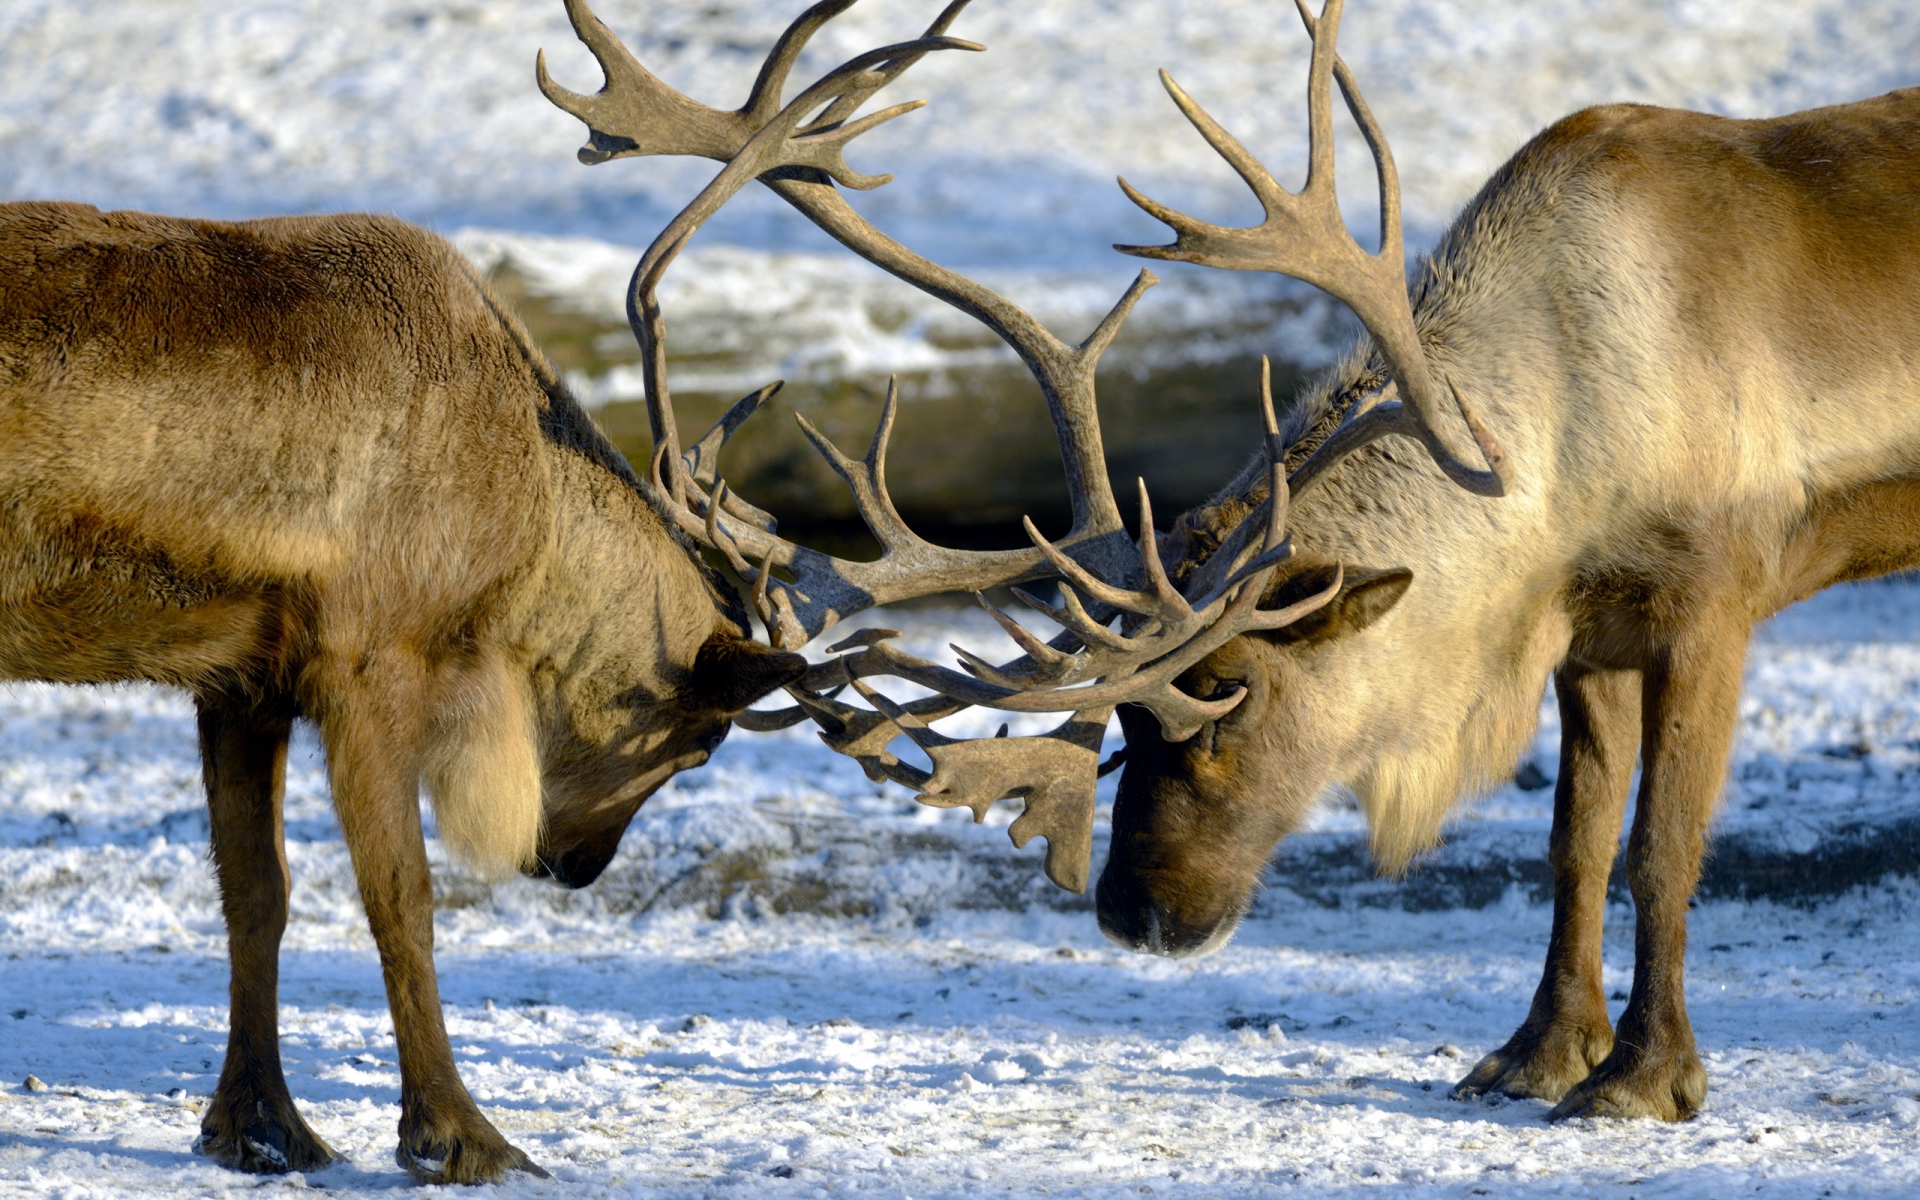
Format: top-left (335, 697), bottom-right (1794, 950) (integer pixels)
top-left (1550, 625), bottom-right (1745, 1122)
top-left (1456, 666), bottom-right (1637, 1103)
top-left (194, 692), bottom-right (338, 1174)
top-left (320, 656), bottom-right (546, 1184)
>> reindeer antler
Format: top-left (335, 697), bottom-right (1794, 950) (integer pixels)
top-left (1115, 0), bottom-right (1513, 500)
top-left (540, 0), bottom-right (1332, 892)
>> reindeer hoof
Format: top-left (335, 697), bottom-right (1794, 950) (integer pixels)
top-left (1547, 1047), bottom-right (1707, 1122)
top-left (396, 1119), bottom-right (548, 1185)
top-left (1451, 1017), bottom-right (1614, 1104)
top-left (194, 1096), bottom-right (337, 1175)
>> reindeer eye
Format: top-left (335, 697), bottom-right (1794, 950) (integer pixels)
top-left (1206, 679), bottom-right (1246, 701)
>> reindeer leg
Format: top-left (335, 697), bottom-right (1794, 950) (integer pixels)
top-left (193, 692), bottom-right (338, 1174)
top-left (321, 656), bottom-right (546, 1184)
top-left (1549, 629), bottom-right (1743, 1121)
top-left (1454, 666), bottom-right (1638, 1102)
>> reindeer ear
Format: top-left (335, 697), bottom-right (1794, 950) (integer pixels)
top-left (690, 634), bottom-right (808, 713)
top-left (1261, 562), bottom-right (1413, 644)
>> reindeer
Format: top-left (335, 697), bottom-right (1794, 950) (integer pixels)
top-left (1071, 0), bottom-right (1920, 1123)
top-left (0, 0), bottom-right (1315, 1185)
top-left (631, 0), bottom-right (1920, 1129)
top-left (0, 199), bottom-right (819, 1180)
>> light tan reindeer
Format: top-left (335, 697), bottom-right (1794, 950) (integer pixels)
top-left (1072, 0), bottom-right (1920, 1123)
top-left (0, 0), bottom-right (1331, 1185)
top-left (643, 0), bottom-right (1920, 1129)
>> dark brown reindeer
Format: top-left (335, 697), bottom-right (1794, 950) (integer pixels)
top-left (1067, 0), bottom-right (1920, 1124)
top-left (0, 200), bottom-right (815, 1179)
top-left (0, 0), bottom-right (1321, 1185)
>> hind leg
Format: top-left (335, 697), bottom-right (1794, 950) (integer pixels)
top-left (193, 691), bottom-right (337, 1174)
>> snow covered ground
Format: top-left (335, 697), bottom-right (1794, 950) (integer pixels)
top-left (2, 581), bottom-right (1919, 1196)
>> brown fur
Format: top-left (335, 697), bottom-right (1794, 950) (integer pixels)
top-left (0, 202), bottom-right (806, 1180)
top-left (1098, 91), bottom-right (1920, 1121)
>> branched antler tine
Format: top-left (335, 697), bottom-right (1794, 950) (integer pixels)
top-left (799, 0), bottom-right (977, 133)
top-left (976, 594), bottom-right (1072, 668)
top-left (1293, 0), bottom-right (1398, 257)
top-left (559, 0), bottom-right (637, 84)
top-left (781, 36), bottom-right (981, 132)
top-left (742, 0), bottom-right (860, 123)
top-left (850, 679), bottom-right (955, 752)
top-left (627, 32), bottom-right (983, 308)
top-left (1244, 563), bottom-right (1343, 631)
top-left (1020, 517), bottom-right (1139, 613)
top-left (793, 393), bottom-right (915, 550)
top-left (538, 0), bottom-right (749, 165)
top-left (952, 646), bottom-right (1036, 689)
top-left (1132, 478), bottom-right (1187, 615)
top-left (1300, 0), bottom-right (1342, 193)
top-left (732, 703), bottom-right (815, 732)
top-left (537, 0), bottom-right (645, 116)
top-left (793, 412), bottom-right (860, 480)
top-left (1078, 269), bottom-right (1159, 362)
top-left (1137, 680), bottom-right (1249, 742)
top-left (719, 488), bottom-right (778, 534)
top-left (1037, 584), bottom-right (1135, 652)
top-left (533, 49), bottom-right (593, 116)
top-left (1109, 1), bottom-right (1512, 500)
top-left (1165, 71), bottom-right (1295, 211)
top-left (866, 376), bottom-right (903, 522)
top-left (1112, 177), bottom-right (1208, 251)
top-left (793, 96), bottom-right (950, 190)
top-left (804, 98), bottom-right (926, 146)
top-left (1259, 356), bottom-right (1289, 549)
top-left (687, 381), bottom-right (782, 488)
top-left (1336, 48), bottom-right (1399, 265)
top-left (751, 536), bottom-right (781, 643)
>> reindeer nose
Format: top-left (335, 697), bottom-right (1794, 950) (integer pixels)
top-left (1097, 870), bottom-right (1184, 956)
top-left (1096, 864), bottom-right (1227, 958)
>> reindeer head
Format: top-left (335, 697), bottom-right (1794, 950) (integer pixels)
top-left (1097, 550), bottom-right (1414, 956)
top-left (525, 623), bottom-right (810, 889)
top-left (1093, 0), bottom-right (1514, 955)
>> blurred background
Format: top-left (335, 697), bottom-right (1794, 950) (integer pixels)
top-left (3, 0), bottom-right (1915, 548)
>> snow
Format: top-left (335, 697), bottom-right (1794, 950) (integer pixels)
top-left (3, 580), bottom-right (1920, 1196)
top-left (5, 0), bottom-right (1916, 251)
